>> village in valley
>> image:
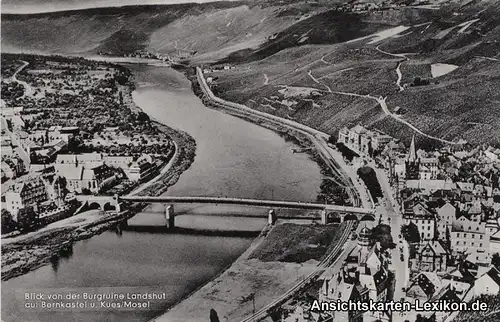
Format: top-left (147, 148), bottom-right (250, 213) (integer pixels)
top-left (1, 52), bottom-right (500, 322)
top-left (1, 53), bottom-right (175, 233)
top-left (280, 124), bottom-right (500, 322)
top-left (1, 0), bottom-right (500, 320)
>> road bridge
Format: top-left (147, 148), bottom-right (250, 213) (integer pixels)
top-left (76, 195), bottom-right (374, 228)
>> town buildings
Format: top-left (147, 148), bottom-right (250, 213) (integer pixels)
top-left (56, 163), bottom-right (116, 194)
top-left (415, 241), bottom-right (448, 272)
top-left (338, 125), bottom-right (394, 157)
top-left (55, 153), bottom-right (157, 182)
top-left (319, 224), bottom-right (392, 322)
top-left (403, 201), bottom-right (436, 241)
top-left (4, 177), bottom-right (48, 219)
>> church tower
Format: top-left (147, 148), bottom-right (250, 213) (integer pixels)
top-left (405, 135), bottom-right (420, 180)
top-left (358, 225), bottom-right (373, 248)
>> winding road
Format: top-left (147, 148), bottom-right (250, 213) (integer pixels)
top-left (11, 60), bottom-right (34, 98)
top-left (196, 66), bottom-right (366, 209)
top-left (305, 59), bottom-right (459, 145)
top-left (375, 45), bottom-right (415, 92)
top-left (334, 90), bottom-right (459, 144)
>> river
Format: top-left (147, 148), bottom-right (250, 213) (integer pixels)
top-left (1, 65), bottom-right (323, 322)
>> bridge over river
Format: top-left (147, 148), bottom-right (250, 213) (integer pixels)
top-left (76, 195), bottom-right (374, 227)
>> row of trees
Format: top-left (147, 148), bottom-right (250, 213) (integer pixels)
top-left (357, 166), bottom-right (383, 202)
top-left (1, 207), bottom-right (40, 234)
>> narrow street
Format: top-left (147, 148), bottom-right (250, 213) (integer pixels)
top-left (372, 164), bottom-right (410, 302)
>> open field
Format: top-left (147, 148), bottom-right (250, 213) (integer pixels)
top-left (249, 223), bottom-right (339, 263)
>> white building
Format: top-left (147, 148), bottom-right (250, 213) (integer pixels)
top-left (436, 202), bottom-right (456, 240)
top-left (338, 125), bottom-right (394, 156)
top-left (4, 177), bottom-right (48, 219)
top-left (450, 214), bottom-right (490, 265)
top-left (403, 202), bottom-right (436, 241)
top-left (56, 163), bottom-right (115, 194)
top-left (472, 267), bottom-right (500, 296)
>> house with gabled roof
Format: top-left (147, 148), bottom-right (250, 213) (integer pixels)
top-left (441, 267), bottom-right (475, 300)
top-left (406, 272), bottom-right (443, 301)
top-left (403, 201), bottom-right (436, 241)
top-left (4, 176), bottom-right (48, 218)
top-left (436, 202), bottom-right (456, 241)
top-left (415, 241), bottom-right (448, 272)
top-left (472, 267), bottom-right (500, 296)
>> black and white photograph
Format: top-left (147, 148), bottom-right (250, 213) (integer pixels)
top-left (1, 0), bottom-right (500, 321)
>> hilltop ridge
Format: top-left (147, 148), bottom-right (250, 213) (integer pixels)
top-left (2, 0), bottom-right (499, 146)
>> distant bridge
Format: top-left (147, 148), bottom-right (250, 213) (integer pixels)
top-left (120, 196), bottom-right (371, 214)
top-left (75, 195), bottom-right (374, 227)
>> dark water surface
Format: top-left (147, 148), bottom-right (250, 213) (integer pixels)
top-left (1, 65), bottom-right (323, 322)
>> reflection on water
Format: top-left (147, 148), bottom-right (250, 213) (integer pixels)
top-left (1, 65), bottom-right (324, 322)
top-left (49, 243), bottom-right (75, 273)
top-left (130, 65), bottom-right (323, 201)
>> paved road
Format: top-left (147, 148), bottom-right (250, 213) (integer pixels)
top-left (196, 67), bottom-right (363, 208)
top-left (371, 162), bottom-right (409, 302)
top-left (11, 60), bottom-right (34, 98)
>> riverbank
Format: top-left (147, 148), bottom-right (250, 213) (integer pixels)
top-left (1, 210), bottom-right (134, 281)
top-left (152, 221), bottom-right (343, 322)
top-left (120, 79), bottom-right (197, 197)
top-left (178, 65), bottom-right (351, 206)
top-left (1, 65), bottom-right (197, 282)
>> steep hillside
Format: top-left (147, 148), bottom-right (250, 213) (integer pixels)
top-left (2, 0), bottom-right (499, 147)
top-left (209, 1), bottom-right (500, 147)
top-left (1, 1), bottom-right (334, 60)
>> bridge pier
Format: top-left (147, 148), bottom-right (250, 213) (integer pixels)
top-left (320, 209), bottom-right (328, 225)
top-left (113, 194), bottom-right (121, 213)
top-left (165, 205), bottom-right (175, 229)
top-left (268, 209), bottom-right (277, 225)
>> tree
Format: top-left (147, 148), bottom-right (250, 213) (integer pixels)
top-left (137, 112), bottom-right (150, 123)
top-left (209, 309), bottom-right (220, 322)
top-left (357, 167), bottom-right (383, 201)
top-left (81, 188), bottom-right (92, 195)
top-left (371, 224), bottom-right (394, 250)
top-left (54, 176), bottom-right (68, 197)
top-left (1, 209), bottom-right (17, 233)
top-left (401, 222), bottom-right (420, 244)
top-left (17, 206), bottom-right (40, 232)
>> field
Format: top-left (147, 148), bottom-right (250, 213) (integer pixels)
top-left (4, 1), bottom-right (499, 146)
top-left (210, 1), bottom-right (500, 147)
top-left (249, 222), bottom-right (339, 263)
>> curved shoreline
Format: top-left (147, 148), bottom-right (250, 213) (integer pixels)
top-left (122, 77), bottom-right (197, 197)
top-left (147, 65), bottom-right (355, 320)
top-left (150, 224), bottom-right (272, 321)
top-left (0, 64), bottom-right (197, 283)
